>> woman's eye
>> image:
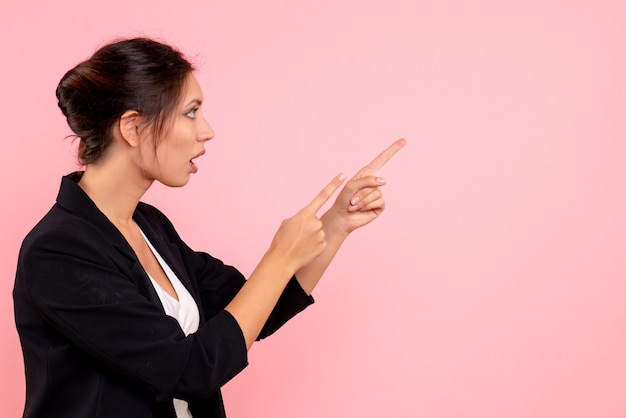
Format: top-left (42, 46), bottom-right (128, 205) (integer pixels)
top-left (186, 108), bottom-right (198, 119)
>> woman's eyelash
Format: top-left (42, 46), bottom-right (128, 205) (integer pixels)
top-left (186, 107), bottom-right (199, 118)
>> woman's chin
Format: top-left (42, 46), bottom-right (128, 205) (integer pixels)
top-left (159, 175), bottom-right (191, 188)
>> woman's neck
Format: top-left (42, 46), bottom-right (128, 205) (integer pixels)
top-left (78, 159), bottom-right (153, 227)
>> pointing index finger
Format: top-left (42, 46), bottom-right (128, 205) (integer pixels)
top-left (355, 138), bottom-right (407, 178)
top-left (306, 173), bottom-right (347, 214)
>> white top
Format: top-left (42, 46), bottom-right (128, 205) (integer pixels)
top-left (139, 228), bottom-right (200, 418)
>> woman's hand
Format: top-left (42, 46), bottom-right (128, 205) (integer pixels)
top-left (267, 173), bottom-right (347, 275)
top-left (323, 138), bottom-right (407, 235)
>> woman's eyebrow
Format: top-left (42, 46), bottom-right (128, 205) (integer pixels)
top-left (184, 98), bottom-right (203, 107)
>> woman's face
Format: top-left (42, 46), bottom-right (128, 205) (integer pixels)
top-left (140, 73), bottom-right (214, 187)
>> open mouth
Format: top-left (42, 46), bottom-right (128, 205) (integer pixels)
top-left (189, 150), bottom-right (205, 173)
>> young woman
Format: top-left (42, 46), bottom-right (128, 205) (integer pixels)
top-left (13, 37), bottom-right (405, 418)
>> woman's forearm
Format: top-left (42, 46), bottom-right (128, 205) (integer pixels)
top-left (225, 250), bottom-right (294, 350)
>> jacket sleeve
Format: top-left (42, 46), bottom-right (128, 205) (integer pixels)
top-left (183, 251), bottom-right (314, 340)
top-left (144, 204), bottom-right (315, 341)
top-left (257, 275), bottom-right (315, 339)
top-left (166, 230), bottom-right (314, 340)
top-left (17, 227), bottom-right (248, 402)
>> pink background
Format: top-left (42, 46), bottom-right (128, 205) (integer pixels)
top-left (2, 1), bottom-right (626, 417)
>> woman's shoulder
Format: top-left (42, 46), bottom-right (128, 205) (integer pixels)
top-left (20, 203), bottom-right (106, 255)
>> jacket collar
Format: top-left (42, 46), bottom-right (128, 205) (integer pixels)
top-left (56, 172), bottom-right (136, 258)
top-left (56, 172), bottom-right (198, 310)
top-left (133, 209), bottom-right (192, 291)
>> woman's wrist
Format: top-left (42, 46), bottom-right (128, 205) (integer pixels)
top-left (260, 247), bottom-right (299, 281)
top-left (321, 210), bottom-right (351, 240)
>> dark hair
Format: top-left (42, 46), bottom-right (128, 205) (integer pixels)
top-left (56, 37), bottom-right (195, 165)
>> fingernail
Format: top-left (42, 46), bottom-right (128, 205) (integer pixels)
top-left (339, 173), bottom-right (347, 181)
top-left (377, 177), bottom-right (387, 184)
top-left (350, 196), bottom-right (360, 205)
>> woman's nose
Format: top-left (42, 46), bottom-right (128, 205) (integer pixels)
top-left (199, 118), bottom-right (215, 142)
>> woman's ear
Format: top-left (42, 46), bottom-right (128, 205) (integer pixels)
top-left (118, 110), bottom-right (141, 147)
